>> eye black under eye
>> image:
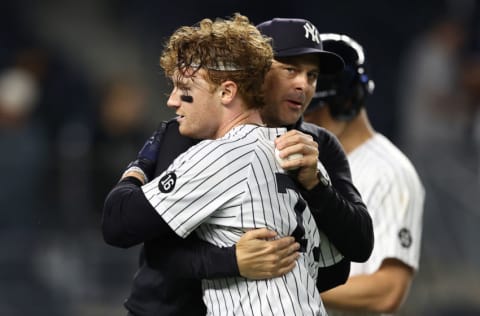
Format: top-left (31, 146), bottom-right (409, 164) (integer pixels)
top-left (181, 95), bottom-right (193, 103)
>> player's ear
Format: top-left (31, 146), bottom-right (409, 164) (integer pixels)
top-left (219, 80), bottom-right (237, 104)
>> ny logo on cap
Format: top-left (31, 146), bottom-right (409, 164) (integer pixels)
top-left (303, 22), bottom-right (320, 44)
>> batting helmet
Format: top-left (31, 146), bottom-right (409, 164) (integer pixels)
top-left (307, 33), bottom-right (375, 121)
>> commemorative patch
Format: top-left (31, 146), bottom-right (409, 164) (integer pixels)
top-left (158, 172), bottom-right (176, 193)
top-left (398, 228), bottom-right (412, 248)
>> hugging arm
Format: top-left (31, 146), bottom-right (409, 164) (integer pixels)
top-left (102, 118), bottom-right (298, 280)
top-left (102, 176), bottom-right (176, 248)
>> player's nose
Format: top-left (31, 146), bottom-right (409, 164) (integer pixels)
top-left (166, 88), bottom-right (181, 109)
top-left (293, 73), bottom-right (310, 91)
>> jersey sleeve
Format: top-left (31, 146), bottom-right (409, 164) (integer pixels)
top-left (142, 141), bottom-right (246, 238)
top-left (352, 162), bottom-right (424, 273)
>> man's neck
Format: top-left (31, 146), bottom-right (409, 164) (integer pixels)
top-left (338, 109), bottom-right (375, 154)
top-left (216, 109), bottom-right (264, 138)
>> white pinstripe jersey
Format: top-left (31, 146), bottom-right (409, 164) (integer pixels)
top-left (327, 133), bottom-right (424, 316)
top-left (143, 124), bottom-right (328, 316)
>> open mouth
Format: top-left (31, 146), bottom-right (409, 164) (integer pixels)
top-left (286, 99), bottom-right (303, 109)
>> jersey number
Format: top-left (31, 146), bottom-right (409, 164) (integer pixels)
top-left (276, 173), bottom-right (308, 252)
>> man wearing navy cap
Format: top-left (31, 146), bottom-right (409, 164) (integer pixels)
top-left (256, 17), bottom-right (345, 126)
top-left (255, 16), bottom-right (373, 276)
top-left (256, 18), bottom-right (343, 73)
top-left (103, 15), bottom-right (373, 316)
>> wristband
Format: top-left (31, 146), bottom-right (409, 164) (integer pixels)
top-left (121, 165), bottom-right (148, 184)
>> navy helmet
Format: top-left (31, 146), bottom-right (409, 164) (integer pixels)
top-left (307, 33), bottom-right (375, 120)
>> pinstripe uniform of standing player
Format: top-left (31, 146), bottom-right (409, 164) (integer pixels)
top-left (347, 135), bottom-right (424, 273)
top-left (304, 33), bottom-right (424, 315)
top-left (143, 125), bottom-right (325, 315)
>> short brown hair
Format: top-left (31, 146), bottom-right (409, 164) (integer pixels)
top-left (160, 13), bottom-right (273, 109)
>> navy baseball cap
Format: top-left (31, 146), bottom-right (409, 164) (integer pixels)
top-left (256, 18), bottom-right (344, 75)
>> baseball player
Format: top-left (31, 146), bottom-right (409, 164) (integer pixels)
top-left (303, 33), bottom-right (425, 315)
top-left (103, 17), bottom-right (374, 316)
top-left (104, 13), bottom-right (328, 315)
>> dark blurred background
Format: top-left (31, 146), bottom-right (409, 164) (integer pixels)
top-left (1, 0), bottom-right (479, 315)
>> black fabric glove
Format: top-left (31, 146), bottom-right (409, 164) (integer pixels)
top-left (122, 121), bottom-right (168, 183)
